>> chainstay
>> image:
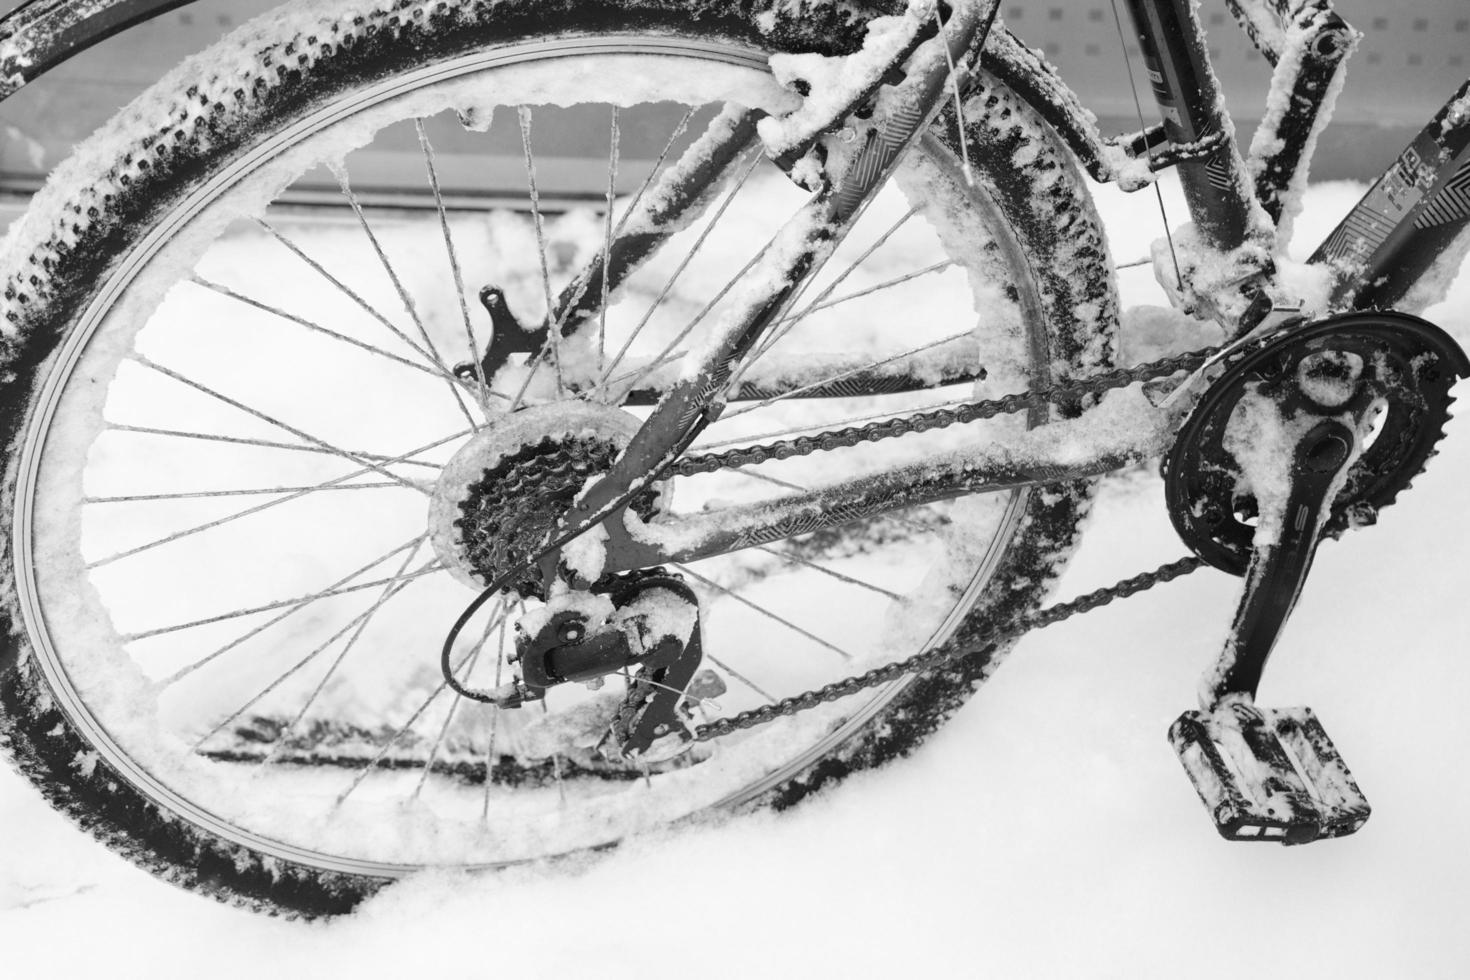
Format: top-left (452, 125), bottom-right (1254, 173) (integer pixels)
top-left (693, 555), bottom-right (1205, 740)
top-left (671, 346), bottom-right (1219, 477)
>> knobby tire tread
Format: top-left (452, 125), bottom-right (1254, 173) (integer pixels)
top-left (0, 0), bottom-right (1117, 914)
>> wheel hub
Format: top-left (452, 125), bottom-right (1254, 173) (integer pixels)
top-left (429, 403), bottom-right (661, 595)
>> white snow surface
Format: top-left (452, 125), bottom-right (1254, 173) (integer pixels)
top-left (5, 173), bottom-right (1470, 979)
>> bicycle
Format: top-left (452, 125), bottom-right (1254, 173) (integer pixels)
top-left (0, 0), bottom-right (1466, 915)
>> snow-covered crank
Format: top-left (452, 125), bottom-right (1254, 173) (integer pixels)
top-left (1162, 311), bottom-right (1469, 844)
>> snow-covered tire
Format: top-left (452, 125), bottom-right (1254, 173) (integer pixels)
top-left (0, 0), bottom-right (1117, 915)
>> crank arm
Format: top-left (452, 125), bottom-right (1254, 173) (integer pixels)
top-left (1203, 416), bottom-right (1358, 707)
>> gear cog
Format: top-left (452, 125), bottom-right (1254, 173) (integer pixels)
top-left (1163, 310), bottom-right (1468, 575)
top-left (429, 403), bottom-right (663, 595)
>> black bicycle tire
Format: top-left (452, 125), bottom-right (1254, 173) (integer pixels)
top-left (0, 0), bottom-right (1118, 915)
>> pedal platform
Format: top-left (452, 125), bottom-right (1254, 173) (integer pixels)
top-left (1169, 703), bottom-right (1370, 844)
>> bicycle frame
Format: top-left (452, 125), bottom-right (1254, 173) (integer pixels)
top-left (544, 0), bottom-right (1470, 584)
top-left (1112, 0), bottom-right (1470, 319)
top-left (4, 0), bottom-right (1469, 579)
top-left (0, 0), bottom-right (195, 101)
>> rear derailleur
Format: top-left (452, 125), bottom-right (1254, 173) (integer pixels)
top-left (1162, 310), bottom-right (1467, 844)
top-left (481, 570), bottom-right (721, 760)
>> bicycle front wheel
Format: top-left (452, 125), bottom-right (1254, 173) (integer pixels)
top-left (0, 0), bottom-right (1118, 913)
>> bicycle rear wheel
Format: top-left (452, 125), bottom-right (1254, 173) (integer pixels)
top-left (0, 0), bottom-right (1117, 913)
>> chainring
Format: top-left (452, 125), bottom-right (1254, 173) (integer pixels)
top-left (1162, 310), bottom-right (1469, 575)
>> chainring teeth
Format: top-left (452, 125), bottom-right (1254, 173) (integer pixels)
top-left (1164, 312), bottom-right (1466, 575)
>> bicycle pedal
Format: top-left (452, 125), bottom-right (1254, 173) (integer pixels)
top-left (1169, 704), bottom-right (1370, 844)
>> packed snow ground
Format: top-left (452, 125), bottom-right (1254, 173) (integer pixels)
top-left (4, 177), bottom-right (1470, 978)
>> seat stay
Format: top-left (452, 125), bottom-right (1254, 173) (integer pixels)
top-left (557, 1), bottom-right (1003, 552)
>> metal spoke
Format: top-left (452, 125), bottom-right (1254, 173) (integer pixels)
top-left (773, 259), bottom-right (954, 324)
top-left (105, 423), bottom-right (442, 470)
top-left (89, 423), bottom-right (469, 571)
top-left (704, 652), bottom-right (777, 704)
top-left (187, 276), bottom-right (454, 384)
top-left (773, 175), bottom-right (887, 316)
top-left (614, 241), bottom-right (768, 400)
top-left (613, 143), bottom-right (887, 406)
top-left (716, 328), bottom-right (975, 423)
top-left (728, 466), bottom-right (807, 493)
top-left (416, 118), bottom-right (494, 415)
top-left (145, 552), bottom-right (439, 651)
top-left (598, 348), bottom-right (688, 395)
top-left (615, 177), bottom-right (909, 409)
top-left (131, 354), bottom-right (427, 494)
top-left (255, 542), bottom-right (427, 770)
top-left (192, 557), bottom-right (439, 750)
top-left (675, 563), bottom-right (852, 661)
top-left (594, 151), bottom-right (763, 395)
top-left (545, 699), bottom-right (566, 806)
top-left (935, 4), bottom-right (976, 186)
top-left (599, 106), bottom-right (620, 363)
top-left (634, 674), bottom-right (722, 712)
top-left (507, 107), bottom-right (698, 412)
top-left (88, 481), bottom-right (402, 505)
top-left (517, 105), bottom-right (566, 395)
top-left (334, 164), bottom-right (481, 426)
top-left (410, 599), bottom-right (510, 802)
top-left (154, 534), bottom-right (423, 667)
top-left (754, 545), bottom-right (905, 601)
top-left (255, 218), bottom-right (458, 371)
top-left (482, 609), bottom-right (512, 820)
top-left (737, 206), bottom-right (918, 380)
top-left (332, 622), bottom-right (488, 810)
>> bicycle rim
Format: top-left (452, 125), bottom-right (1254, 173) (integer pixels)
top-left (11, 32), bottom-right (1062, 878)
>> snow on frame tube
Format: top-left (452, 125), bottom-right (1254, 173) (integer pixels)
top-left (0, 0), bottom-right (1116, 914)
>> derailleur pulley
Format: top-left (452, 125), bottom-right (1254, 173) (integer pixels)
top-left (484, 571), bottom-right (711, 758)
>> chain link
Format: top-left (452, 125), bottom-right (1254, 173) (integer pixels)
top-left (672, 346), bottom-right (1217, 478)
top-left (693, 555), bottom-right (1205, 740)
top-left (675, 347), bottom-right (1222, 738)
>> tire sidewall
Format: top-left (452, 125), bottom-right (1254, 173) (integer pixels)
top-left (0, 0), bottom-right (1114, 914)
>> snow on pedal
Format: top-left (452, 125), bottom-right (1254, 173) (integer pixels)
top-left (1169, 703), bottom-right (1370, 844)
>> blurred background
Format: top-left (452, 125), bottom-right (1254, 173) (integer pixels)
top-left (0, 0), bottom-right (1464, 213)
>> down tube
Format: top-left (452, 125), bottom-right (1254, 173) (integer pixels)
top-left (1310, 78), bottom-right (1470, 312)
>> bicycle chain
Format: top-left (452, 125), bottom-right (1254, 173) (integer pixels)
top-left (667, 346), bottom-right (1222, 739)
top-left (670, 346), bottom-right (1218, 478)
top-left (693, 557), bottom-right (1205, 739)
top-left (682, 314), bottom-right (1464, 738)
